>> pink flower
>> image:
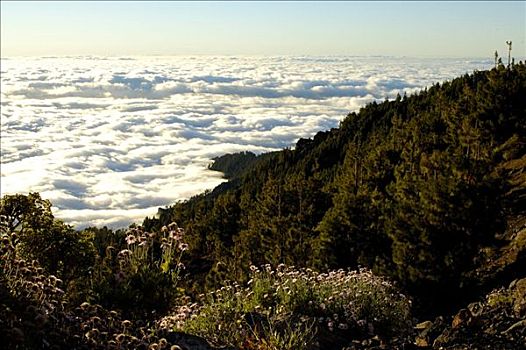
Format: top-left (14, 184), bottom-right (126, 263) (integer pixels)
top-left (117, 249), bottom-right (132, 258)
top-left (178, 243), bottom-right (189, 251)
top-left (125, 235), bottom-right (136, 245)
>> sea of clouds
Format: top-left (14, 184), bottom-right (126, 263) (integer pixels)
top-left (1, 56), bottom-right (492, 228)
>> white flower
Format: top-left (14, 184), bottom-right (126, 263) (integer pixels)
top-left (125, 235), bottom-right (136, 245)
top-left (178, 243), bottom-right (189, 251)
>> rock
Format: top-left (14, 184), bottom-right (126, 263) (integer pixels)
top-left (414, 320), bottom-right (433, 330)
top-left (414, 316), bottom-right (446, 348)
top-left (432, 329), bottom-right (451, 348)
top-left (414, 322), bottom-right (431, 347)
top-left (467, 302), bottom-right (484, 317)
top-left (163, 332), bottom-right (235, 350)
top-left (511, 278), bottom-right (526, 316)
top-left (451, 308), bottom-right (471, 329)
top-left (315, 327), bottom-right (349, 350)
top-left (414, 336), bottom-right (428, 347)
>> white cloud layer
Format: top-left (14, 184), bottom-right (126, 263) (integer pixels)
top-left (1, 56), bottom-right (492, 228)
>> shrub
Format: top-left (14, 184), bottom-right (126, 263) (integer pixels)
top-left (163, 264), bottom-right (413, 349)
top-left (0, 193), bottom-right (97, 286)
top-left (90, 223), bottom-right (188, 318)
top-left (1, 219), bottom-right (190, 349)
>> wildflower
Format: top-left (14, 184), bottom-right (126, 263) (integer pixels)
top-left (178, 305), bottom-right (191, 315)
top-left (85, 328), bottom-right (100, 339)
top-left (169, 231), bottom-right (181, 241)
top-left (178, 243), bottom-right (188, 251)
top-left (117, 249), bottom-right (132, 259)
top-left (125, 235), bottom-right (137, 245)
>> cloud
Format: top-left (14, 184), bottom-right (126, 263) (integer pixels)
top-left (0, 56), bottom-right (493, 229)
top-left (52, 179), bottom-right (89, 197)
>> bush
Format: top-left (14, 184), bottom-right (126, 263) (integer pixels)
top-left (0, 193), bottom-right (97, 286)
top-left (90, 223), bottom-right (188, 318)
top-left (1, 219), bottom-right (190, 349)
top-left (162, 264), bottom-right (413, 349)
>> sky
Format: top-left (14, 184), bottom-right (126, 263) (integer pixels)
top-left (1, 1), bottom-right (525, 58)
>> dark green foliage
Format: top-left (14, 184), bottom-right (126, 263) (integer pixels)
top-left (0, 193), bottom-right (97, 285)
top-left (0, 192), bottom-right (54, 233)
top-left (0, 223), bottom-right (195, 350)
top-left (209, 151), bottom-right (259, 179)
top-left (148, 63), bottom-right (526, 312)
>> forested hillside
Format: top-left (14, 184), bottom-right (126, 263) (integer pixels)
top-left (2, 62), bottom-right (525, 349)
top-left (144, 62), bottom-right (525, 312)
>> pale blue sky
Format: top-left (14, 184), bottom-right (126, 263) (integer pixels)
top-left (1, 1), bottom-right (525, 57)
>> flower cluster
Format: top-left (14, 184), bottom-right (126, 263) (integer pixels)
top-left (170, 264), bottom-right (413, 350)
top-left (99, 224), bottom-right (186, 285)
top-left (1, 222), bottom-right (190, 349)
top-left (89, 223), bottom-right (189, 317)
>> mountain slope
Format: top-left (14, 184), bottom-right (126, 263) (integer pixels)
top-left (144, 63), bottom-right (526, 317)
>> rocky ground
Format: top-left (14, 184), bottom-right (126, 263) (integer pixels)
top-left (413, 196), bottom-right (526, 350)
top-left (414, 277), bottom-right (525, 349)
